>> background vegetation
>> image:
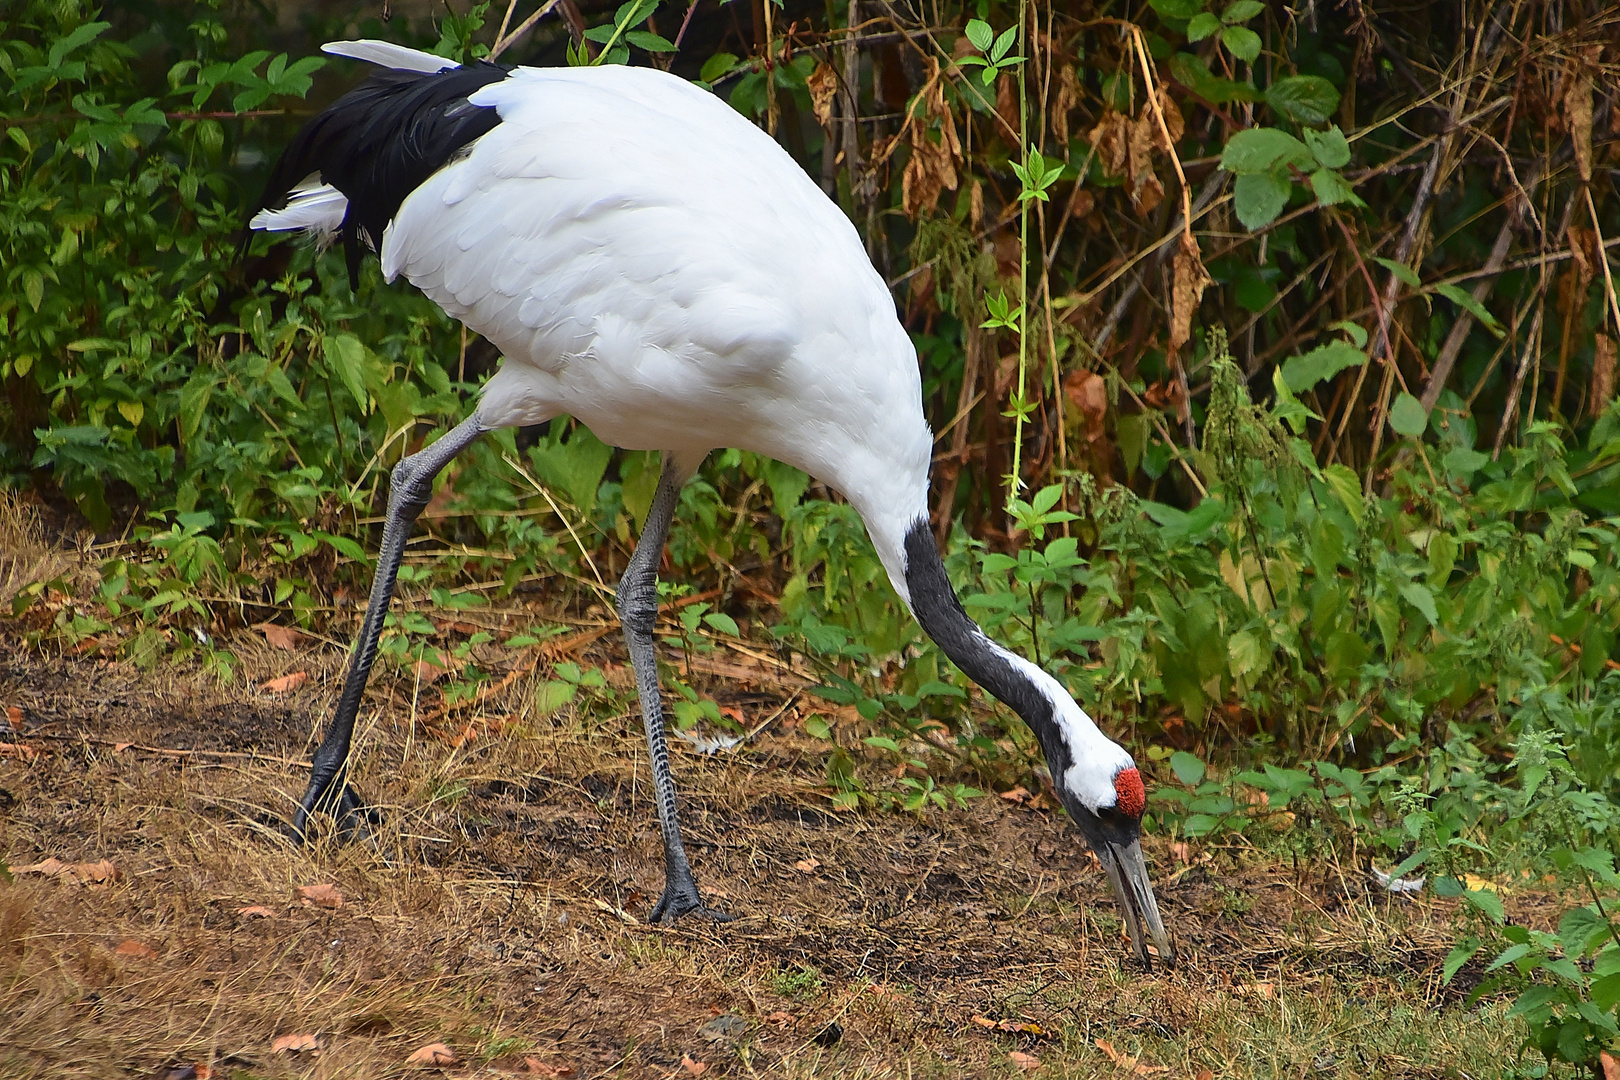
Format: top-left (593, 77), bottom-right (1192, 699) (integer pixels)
top-left (2, 0), bottom-right (1619, 1071)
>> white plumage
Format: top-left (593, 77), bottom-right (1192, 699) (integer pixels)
top-left (249, 41), bottom-right (1171, 959)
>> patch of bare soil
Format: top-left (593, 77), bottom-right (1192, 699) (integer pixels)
top-left (0, 629), bottom-right (1531, 1079)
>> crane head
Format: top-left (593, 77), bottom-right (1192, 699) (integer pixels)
top-left (1062, 762), bottom-right (1175, 969)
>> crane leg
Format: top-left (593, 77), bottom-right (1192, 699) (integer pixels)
top-left (291, 414), bottom-right (488, 842)
top-left (618, 453), bottom-right (734, 924)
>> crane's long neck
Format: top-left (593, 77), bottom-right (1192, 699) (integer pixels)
top-left (897, 518), bottom-right (1062, 757)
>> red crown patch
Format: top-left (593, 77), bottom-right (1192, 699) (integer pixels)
top-left (1113, 767), bottom-right (1146, 818)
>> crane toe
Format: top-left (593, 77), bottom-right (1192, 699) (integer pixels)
top-left (289, 780), bottom-right (377, 845)
top-left (649, 883), bottom-right (737, 925)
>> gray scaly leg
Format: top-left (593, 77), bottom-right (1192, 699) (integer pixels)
top-left (618, 453), bottom-right (733, 923)
top-left (292, 414), bottom-right (488, 841)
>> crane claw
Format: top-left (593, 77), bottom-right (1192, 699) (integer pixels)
top-left (649, 883), bottom-right (737, 925)
top-left (289, 780), bottom-right (377, 845)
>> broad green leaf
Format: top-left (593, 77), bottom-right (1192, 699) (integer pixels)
top-left (1281, 340), bottom-right (1365, 393)
top-left (1373, 257), bottom-right (1422, 288)
top-left (1442, 940), bottom-right (1480, 983)
top-left (1329, 319), bottom-right (1368, 348)
top-left (1442, 445), bottom-right (1489, 477)
top-left (1223, 0), bottom-right (1266, 20)
top-left (625, 30), bottom-right (677, 52)
top-left (1320, 463), bottom-right (1364, 524)
top-left (1228, 628), bottom-right (1267, 676)
top-left (1221, 25), bottom-right (1261, 63)
top-left (1398, 581), bottom-right (1438, 626)
top-left (699, 52), bottom-right (739, 82)
top-left (1309, 167), bottom-right (1362, 206)
top-left (323, 333), bottom-right (369, 413)
top-left (965, 18), bottom-right (994, 51)
top-left (1436, 283), bottom-right (1505, 337)
top-left (1264, 75), bottom-right (1340, 124)
top-left (1591, 972), bottom-right (1620, 1011)
top-left (804, 715), bottom-right (833, 739)
top-left (1303, 124), bottom-right (1351, 168)
top-left (1149, 0), bottom-right (1202, 18)
top-left (1233, 169), bottom-right (1292, 229)
top-left (1388, 391), bottom-right (1428, 436)
top-left (702, 612), bottom-right (741, 636)
top-left (1220, 126), bottom-right (1311, 173)
top-left (1186, 13), bottom-right (1221, 40)
top-left (1169, 751), bottom-right (1206, 786)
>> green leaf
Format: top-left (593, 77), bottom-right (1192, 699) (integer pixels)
top-left (1436, 283), bottom-right (1506, 338)
top-left (1221, 26), bottom-right (1261, 63)
top-left (804, 715), bottom-right (833, 739)
top-left (1398, 582), bottom-right (1438, 630)
top-left (965, 18), bottom-right (994, 51)
top-left (323, 333), bottom-right (369, 413)
top-left (1591, 972), bottom-right (1620, 1011)
top-left (48, 21), bottom-right (111, 70)
top-left (1388, 392), bottom-right (1428, 437)
top-left (1328, 319), bottom-right (1368, 348)
top-left (1488, 943), bottom-right (1533, 971)
top-left (1233, 169), bottom-right (1292, 229)
top-left (1220, 126), bottom-right (1311, 173)
top-left (1265, 75), bottom-right (1340, 125)
top-left (700, 52), bottom-right (739, 82)
top-left (625, 30), bottom-right (678, 52)
top-left (1222, 0), bottom-right (1266, 20)
top-left (1228, 629), bottom-right (1268, 675)
top-left (1186, 13), bottom-right (1222, 40)
top-left (1320, 464), bottom-right (1364, 524)
top-left (1149, 0), bottom-right (1202, 18)
top-left (702, 612), bottom-right (740, 636)
top-left (1169, 751), bottom-right (1206, 786)
top-left (1309, 167), bottom-right (1363, 206)
top-left (1303, 124), bottom-right (1351, 168)
top-left (1442, 940), bottom-right (1480, 983)
top-left (1442, 445), bottom-right (1488, 477)
top-left (1281, 340), bottom-right (1365, 393)
top-left (990, 26), bottom-right (1018, 62)
top-left (1373, 256), bottom-right (1422, 288)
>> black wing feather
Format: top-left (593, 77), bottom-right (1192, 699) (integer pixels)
top-left (252, 60), bottom-right (512, 288)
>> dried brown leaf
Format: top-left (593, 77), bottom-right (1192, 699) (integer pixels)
top-left (114, 938), bottom-right (157, 959)
top-left (1593, 334), bottom-right (1617, 417)
top-left (406, 1042), bottom-right (458, 1066)
top-left (262, 671), bottom-right (308, 694)
top-left (1051, 63), bottom-right (1080, 147)
top-left (807, 61), bottom-right (838, 128)
top-left (257, 623), bottom-right (303, 650)
top-left (900, 59), bottom-right (961, 220)
top-left (11, 857), bottom-right (122, 884)
top-left (1170, 231), bottom-right (1212, 354)
top-left (998, 786), bottom-right (1032, 803)
top-left (681, 1054), bottom-right (708, 1076)
top-left (1087, 111), bottom-right (1129, 178)
top-left (5, 705), bottom-right (24, 731)
top-left (296, 883), bottom-right (343, 909)
top-left (1009, 1050), bottom-right (1040, 1070)
top-left (793, 858), bottom-right (820, 874)
top-left (235, 904), bottom-right (275, 919)
top-left (271, 1034), bottom-right (320, 1054)
top-left (1565, 49), bottom-right (1598, 182)
top-left (1064, 371), bottom-right (1108, 443)
top-left (0, 742), bottom-right (40, 761)
top-left (522, 1058), bottom-right (575, 1077)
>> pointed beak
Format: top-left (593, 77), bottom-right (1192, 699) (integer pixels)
top-left (1097, 838), bottom-right (1175, 968)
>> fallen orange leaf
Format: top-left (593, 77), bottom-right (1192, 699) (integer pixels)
top-left (793, 858), bottom-right (820, 874)
top-left (114, 939), bottom-right (157, 959)
top-left (1009, 1050), bottom-right (1039, 1071)
top-left (1094, 1038), bottom-right (1169, 1075)
top-left (236, 905), bottom-right (275, 919)
top-left (406, 1042), bottom-right (458, 1066)
top-left (999, 786), bottom-right (1032, 803)
top-left (0, 742), bottom-right (40, 760)
top-left (680, 1055), bottom-right (707, 1076)
top-left (257, 623), bottom-right (303, 650)
top-left (10, 857), bottom-right (121, 884)
top-left (764, 1011), bottom-right (792, 1026)
top-left (521, 1058), bottom-right (575, 1076)
top-left (296, 883), bottom-right (343, 909)
top-left (270, 1034), bottom-right (319, 1054)
top-left (5, 705), bottom-right (24, 730)
top-left (263, 671), bottom-right (308, 694)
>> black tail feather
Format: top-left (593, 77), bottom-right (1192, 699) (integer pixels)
top-left (250, 60), bottom-right (512, 288)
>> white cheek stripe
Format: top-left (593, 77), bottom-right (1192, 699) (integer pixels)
top-left (995, 645), bottom-right (1133, 812)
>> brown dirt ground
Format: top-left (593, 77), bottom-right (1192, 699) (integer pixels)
top-left (0, 527), bottom-right (1545, 1079)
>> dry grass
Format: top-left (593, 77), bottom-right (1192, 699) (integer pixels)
top-left (0, 515), bottom-right (1539, 1079)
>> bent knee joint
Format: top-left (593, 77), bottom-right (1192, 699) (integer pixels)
top-left (616, 584), bottom-right (658, 636)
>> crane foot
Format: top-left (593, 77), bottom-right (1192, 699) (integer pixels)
top-left (288, 781), bottom-right (378, 845)
top-left (649, 883), bottom-right (737, 925)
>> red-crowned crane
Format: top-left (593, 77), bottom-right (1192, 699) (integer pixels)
top-left (249, 39), bottom-right (1174, 963)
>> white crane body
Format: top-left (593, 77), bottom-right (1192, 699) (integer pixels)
top-left (249, 42), bottom-right (1171, 958)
